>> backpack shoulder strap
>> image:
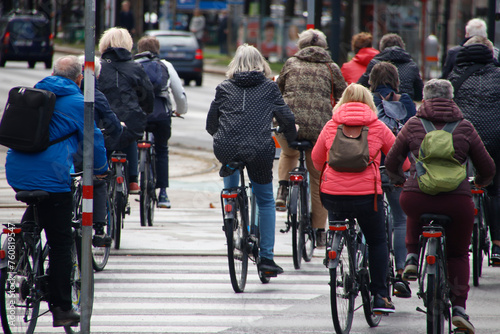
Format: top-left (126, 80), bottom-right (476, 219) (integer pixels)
top-left (48, 130), bottom-right (77, 147)
top-left (452, 63), bottom-right (484, 93)
top-left (441, 120), bottom-right (461, 134)
top-left (419, 118), bottom-right (436, 133)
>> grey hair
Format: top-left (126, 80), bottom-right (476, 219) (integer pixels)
top-left (226, 43), bottom-right (271, 79)
top-left (465, 18), bottom-right (487, 38)
top-left (464, 35), bottom-right (494, 53)
top-left (98, 27), bottom-right (133, 54)
top-left (297, 29), bottom-right (328, 49)
top-left (53, 55), bottom-right (82, 82)
top-left (423, 79), bottom-right (454, 100)
top-left (77, 55), bottom-right (101, 77)
top-left (379, 33), bottom-right (405, 51)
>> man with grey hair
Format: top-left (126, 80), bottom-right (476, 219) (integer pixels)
top-left (357, 33), bottom-right (423, 101)
top-left (5, 55), bottom-right (108, 327)
top-left (441, 18), bottom-right (500, 79)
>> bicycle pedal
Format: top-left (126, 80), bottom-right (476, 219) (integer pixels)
top-left (453, 328), bottom-right (471, 334)
top-left (260, 271), bottom-right (278, 278)
top-left (373, 311), bottom-right (391, 316)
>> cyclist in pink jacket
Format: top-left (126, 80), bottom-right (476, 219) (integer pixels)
top-left (312, 83), bottom-right (410, 313)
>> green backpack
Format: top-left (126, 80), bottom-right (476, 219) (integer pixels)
top-left (413, 118), bottom-right (466, 195)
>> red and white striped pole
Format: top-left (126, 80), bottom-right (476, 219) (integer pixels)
top-left (81, 0), bottom-right (96, 332)
top-left (307, 0), bottom-right (315, 30)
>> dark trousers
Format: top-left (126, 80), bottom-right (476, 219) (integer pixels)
top-left (320, 193), bottom-right (389, 298)
top-left (22, 192), bottom-right (73, 310)
top-left (400, 191), bottom-right (474, 308)
top-left (148, 119), bottom-right (171, 189)
top-left (485, 162), bottom-right (500, 241)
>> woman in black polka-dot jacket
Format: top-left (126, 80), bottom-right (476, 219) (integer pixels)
top-left (206, 44), bottom-right (297, 274)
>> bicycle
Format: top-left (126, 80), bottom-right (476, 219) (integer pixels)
top-left (138, 128), bottom-right (157, 227)
top-left (469, 177), bottom-right (490, 286)
top-left (0, 190), bottom-right (93, 334)
top-left (108, 151), bottom-right (130, 250)
top-left (280, 140), bottom-right (315, 270)
top-left (71, 172), bottom-right (113, 272)
top-left (325, 217), bottom-right (385, 334)
top-left (220, 161), bottom-right (273, 293)
top-left (414, 214), bottom-right (456, 334)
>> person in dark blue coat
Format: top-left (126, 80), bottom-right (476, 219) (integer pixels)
top-left (369, 61), bottom-right (416, 299)
top-left (6, 55), bottom-right (108, 327)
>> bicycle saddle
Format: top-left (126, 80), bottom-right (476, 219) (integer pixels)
top-left (420, 214), bottom-right (451, 227)
top-left (289, 140), bottom-right (313, 150)
top-left (16, 190), bottom-right (50, 205)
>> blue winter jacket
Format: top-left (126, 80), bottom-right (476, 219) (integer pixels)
top-left (6, 75), bottom-right (108, 193)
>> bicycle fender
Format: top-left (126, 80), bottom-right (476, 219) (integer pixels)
top-left (425, 237), bottom-right (438, 275)
top-left (0, 234), bottom-right (11, 270)
top-left (138, 149), bottom-right (146, 173)
top-left (289, 186), bottom-right (299, 216)
top-left (326, 233), bottom-right (343, 269)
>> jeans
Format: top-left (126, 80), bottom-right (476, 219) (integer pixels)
top-left (123, 141), bottom-right (138, 182)
top-left (93, 177), bottom-right (107, 224)
top-left (148, 120), bottom-right (171, 189)
top-left (224, 172), bottom-right (276, 260)
top-left (321, 193), bottom-right (389, 298)
top-left (21, 192), bottom-right (74, 310)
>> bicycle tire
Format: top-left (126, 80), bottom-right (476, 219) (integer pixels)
top-left (425, 272), bottom-right (446, 334)
top-left (92, 193), bottom-right (113, 272)
top-left (114, 192), bottom-right (123, 250)
top-left (0, 238), bottom-right (46, 334)
top-left (289, 186), bottom-right (302, 269)
top-left (225, 195), bottom-right (249, 293)
top-left (300, 185), bottom-right (314, 263)
top-left (329, 237), bottom-right (355, 334)
top-left (360, 268), bottom-right (382, 327)
top-left (140, 160), bottom-right (155, 227)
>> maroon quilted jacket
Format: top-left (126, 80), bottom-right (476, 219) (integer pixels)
top-left (385, 98), bottom-right (495, 196)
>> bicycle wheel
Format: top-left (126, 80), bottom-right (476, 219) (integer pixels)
top-left (114, 192), bottom-right (123, 250)
top-left (425, 272), bottom-right (446, 334)
top-left (225, 195), bottom-right (249, 293)
top-left (139, 157), bottom-right (155, 227)
top-left (92, 194), bottom-right (113, 272)
top-left (300, 186), bottom-right (314, 263)
top-left (330, 237), bottom-right (355, 334)
top-left (289, 186), bottom-right (303, 269)
top-left (0, 239), bottom-right (46, 334)
top-left (360, 268), bottom-right (382, 327)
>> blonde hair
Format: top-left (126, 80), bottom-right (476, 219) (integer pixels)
top-left (226, 43), bottom-right (271, 78)
top-left (333, 83), bottom-right (377, 114)
top-left (464, 35), bottom-right (494, 53)
top-left (98, 27), bottom-right (133, 54)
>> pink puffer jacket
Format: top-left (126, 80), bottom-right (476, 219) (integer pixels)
top-left (312, 102), bottom-right (410, 196)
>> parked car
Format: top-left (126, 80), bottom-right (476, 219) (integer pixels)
top-left (0, 10), bottom-right (54, 69)
top-left (144, 30), bottom-right (203, 86)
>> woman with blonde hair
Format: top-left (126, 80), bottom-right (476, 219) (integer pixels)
top-left (98, 27), bottom-right (154, 193)
top-left (275, 29), bottom-right (347, 246)
top-left (206, 44), bottom-right (297, 275)
top-left (311, 83), bottom-right (410, 313)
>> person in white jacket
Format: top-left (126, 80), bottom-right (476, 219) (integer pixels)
top-left (135, 35), bottom-right (188, 208)
top-left (189, 9), bottom-right (206, 47)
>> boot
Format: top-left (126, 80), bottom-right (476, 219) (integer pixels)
top-left (486, 195), bottom-right (500, 264)
top-left (275, 180), bottom-right (289, 211)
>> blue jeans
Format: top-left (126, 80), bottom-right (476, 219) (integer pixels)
top-left (224, 172), bottom-right (276, 260)
top-left (123, 141), bottom-right (138, 182)
top-left (321, 193), bottom-right (389, 298)
top-left (385, 186), bottom-right (407, 271)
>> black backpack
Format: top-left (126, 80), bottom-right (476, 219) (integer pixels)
top-left (0, 86), bottom-right (75, 152)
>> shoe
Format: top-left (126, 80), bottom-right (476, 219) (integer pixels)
top-left (403, 253), bottom-right (419, 281)
top-left (129, 182), bottom-right (140, 194)
top-left (51, 306), bottom-right (80, 327)
top-left (92, 234), bottom-right (112, 247)
top-left (258, 257), bottom-right (284, 276)
top-left (393, 274), bottom-right (412, 298)
top-left (452, 307), bottom-right (475, 334)
top-left (275, 181), bottom-right (288, 211)
top-left (158, 192), bottom-right (171, 209)
top-left (316, 229), bottom-right (326, 247)
top-left (491, 244), bottom-right (500, 264)
top-left (372, 294), bottom-right (395, 314)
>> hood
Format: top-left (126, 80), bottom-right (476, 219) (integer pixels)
top-left (456, 44), bottom-right (494, 65)
top-left (101, 47), bottom-right (133, 62)
top-left (331, 102), bottom-right (379, 126)
top-left (35, 75), bottom-right (82, 98)
top-left (376, 46), bottom-right (413, 64)
top-left (133, 51), bottom-right (159, 62)
top-left (230, 71), bottom-right (267, 87)
top-left (353, 47), bottom-right (379, 66)
top-left (293, 46), bottom-right (333, 63)
top-left (416, 98), bottom-right (464, 122)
